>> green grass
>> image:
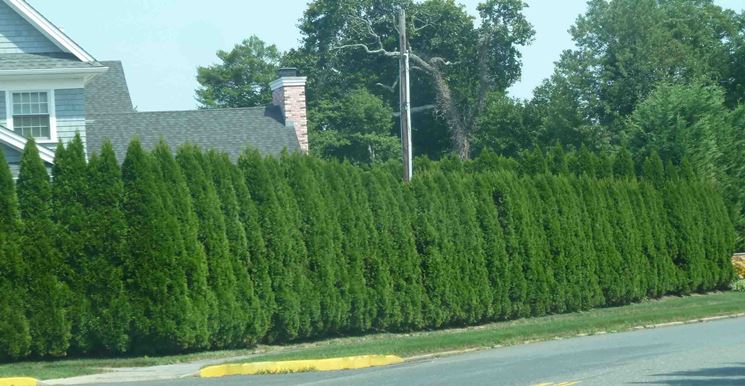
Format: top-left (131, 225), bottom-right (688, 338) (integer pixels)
top-left (1, 291), bottom-right (743, 380)
top-left (236, 291), bottom-right (745, 363)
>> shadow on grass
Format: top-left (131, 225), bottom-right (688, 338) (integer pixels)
top-left (635, 363), bottom-right (745, 385)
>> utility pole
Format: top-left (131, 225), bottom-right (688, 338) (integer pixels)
top-left (399, 8), bottom-right (413, 182)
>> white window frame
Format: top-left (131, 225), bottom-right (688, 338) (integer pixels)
top-left (5, 89), bottom-right (57, 144)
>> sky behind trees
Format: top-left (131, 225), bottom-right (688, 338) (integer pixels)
top-left (31, 0), bottom-right (744, 111)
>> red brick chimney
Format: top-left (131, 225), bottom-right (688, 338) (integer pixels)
top-left (270, 68), bottom-right (308, 153)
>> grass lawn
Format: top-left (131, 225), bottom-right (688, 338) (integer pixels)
top-left (1, 291), bottom-right (743, 380)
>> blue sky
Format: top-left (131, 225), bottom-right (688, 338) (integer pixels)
top-left (30, 0), bottom-right (745, 112)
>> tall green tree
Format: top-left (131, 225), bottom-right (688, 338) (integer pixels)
top-left (80, 143), bottom-right (131, 354)
top-left (51, 134), bottom-right (89, 353)
top-left (238, 150), bottom-right (304, 342)
top-left (311, 89), bottom-right (399, 164)
top-left (473, 92), bottom-right (532, 158)
top-left (121, 140), bottom-right (195, 352)
top-left (151, 142), bottom-right (212, 349)
top-left (205, 150), bottom-right (263, 345)
top-left (228, 160), bottom-right (273, 340)
top-left (177, 145), bottom-right (247, 348)
top-left (0, 151), bottom-right (30, 360)
top-left (196, 36), bottom-right (282, 108)
top-left (17, 139), bottom-right (70, 357)
top-left (282, 153), bottom-right (343, 334)
top-left (533, 0), bottom-right (744, 145)
top-left (627, 82), bottom-right (728, 182)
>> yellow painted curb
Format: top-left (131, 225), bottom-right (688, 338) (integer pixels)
top-left (200, 355), bottom-right (403, 378)
top-left (0, 378), bottom-right (38, 386)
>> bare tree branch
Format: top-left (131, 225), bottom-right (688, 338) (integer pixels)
top-left (332, 43), bottom-right (399, 57)
top-left (430, 57), bottom-right (459, 66)
top-left (376, 76), bottom-right (400, 93)
top-left (392, 104), bottom-right (436, 117)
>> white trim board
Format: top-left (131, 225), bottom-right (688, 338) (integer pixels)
top-left (270, 77), bottom-right (308, 91)
top-left (2, 0), bottom-right (96, 62)
top-left (0, 125), bottom-right (56, 164)
top-left (0, 67), bottom-right (107, 86)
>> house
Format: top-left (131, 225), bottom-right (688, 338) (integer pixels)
top-left (0, 0), bottom-right (307, 177)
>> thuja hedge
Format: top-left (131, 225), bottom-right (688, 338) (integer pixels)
top-left (0, 136), bottom-right (735, 360)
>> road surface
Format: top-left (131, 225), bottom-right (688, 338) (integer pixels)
top-left (89, 316), bottom-right (745, 386)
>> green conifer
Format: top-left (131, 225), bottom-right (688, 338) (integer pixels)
top-left (641, 152), bottom-right (665, 188)
top-left (282, 153), bottom-right (342, 334)
top-left (613, 148), bottom-right (636, 179)
top-left (238, 150), bottom-right (302, 342)
top-left (229, 162), bottom-right (272, 340)
top-left (80, 143), bottom-right (131, 354)
top-left (0, 152), bottom-right (31, 359)
top-left (548, 144), bottom-right (569, 175)
top-left (51, 134), bottom-right (90, 353)
top-left (323, 162), bottom-right (372, 333)
top-left (17, 138), bottom-right (70, 357)
top-left (177, 145), bottom-right (246, 348)
top-left (205, 150), bottom-right (263, 345)
top-left (151, 142), bottom-right (211, 349)
top-left (121, 139), bottom-right (194, 352)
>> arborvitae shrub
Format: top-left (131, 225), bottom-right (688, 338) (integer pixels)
top-left (361, 170), bottom-right (397, 329)
top-left (472, 173), bottom-right (511, 320)
top-left (238, 150), bottom-right (302, 342)
top-left (79, 143), bottom-right (131, 354)
top-left (378, 169), bottom-right (425, 330)
top-left (51, 134), bottom-right (94, 354)
top-left (613, 148), bottom-right (636, 179)
top-left (178, 145), bottom-right (246, 348)
top-left (490, 172), bottom-right (529, 319)
top-left (0, 152), bottom-right (31, 360)
top-left (411, 170), bottom-right (455, 327)
top-left (229, 161), bottom-right (272, 340)
top-left (266, 155), bottom-right (317, 339)
top-left (282, 153), bottom-right (342, 335)
top-left (323, 162), bottom-right (373, 333)
top-left (121, 140), bottom-right (194, 353)
top-left (4, 142), bottom-right (735, 359)
top-left (205, 150), bottom-right (262, 345)
top-left (17, 139), bottom-right (70, 357)
top-left (152, 142), bottom-right (211, 349)
top-left (548, 145), bottom-right (569, 176)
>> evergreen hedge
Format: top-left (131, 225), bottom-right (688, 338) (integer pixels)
top-left (0, 141), bottom-right (735, 360)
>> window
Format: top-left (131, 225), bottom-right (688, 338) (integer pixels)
top-left (11, 92), bottom-right (51, 140)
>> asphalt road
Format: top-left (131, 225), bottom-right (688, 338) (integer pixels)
top-left (92, 316), bottom-right (745, 386)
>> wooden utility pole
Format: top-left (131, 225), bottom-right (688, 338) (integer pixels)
top-left (399, 9), bottom-right (413, 182)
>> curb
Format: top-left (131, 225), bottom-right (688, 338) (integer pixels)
top-left (199, 355), bottom-right (403, 378)
top-left (0, 378), bottom-right (40, 386)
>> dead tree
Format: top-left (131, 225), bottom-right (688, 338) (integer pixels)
top-left (333, 13), bottom-right (494, 160)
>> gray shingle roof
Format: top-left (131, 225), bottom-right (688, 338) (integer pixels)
top-left (86, 106), bottom-right (300, 162)
top-left (85, 61), bottom-right (135, 115)
top-left (0, 52), bottom-right (102, 71)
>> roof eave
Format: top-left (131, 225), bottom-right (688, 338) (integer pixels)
top-left (0, 66), bottom-right (108, 82)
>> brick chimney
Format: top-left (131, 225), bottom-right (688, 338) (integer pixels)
top-left (270, 67), bottom-right (308, 153)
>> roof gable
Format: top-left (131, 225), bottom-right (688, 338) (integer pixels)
top-left (1, 0), bottom-right (94, 61)
top-left (0, 125), bottom-right (55, 164)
